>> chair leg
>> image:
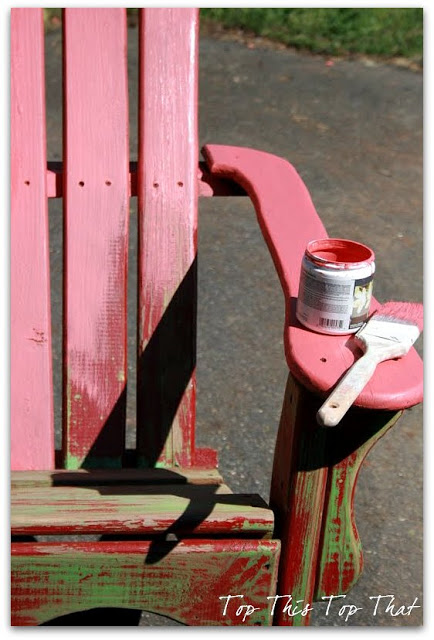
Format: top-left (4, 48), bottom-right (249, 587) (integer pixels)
top-left (269, 374), bottom-right (328, 626)
top-left (269, 373), bottom-right (401, 626)
top-left (313, 408), bottom-right (400, 599)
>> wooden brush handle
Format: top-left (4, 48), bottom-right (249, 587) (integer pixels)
top-left (317, 351), bottom-right (379, 427)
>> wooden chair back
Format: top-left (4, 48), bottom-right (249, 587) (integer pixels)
top-left (11, 8), bottom-right (211, 471)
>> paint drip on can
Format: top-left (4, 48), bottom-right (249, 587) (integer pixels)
top-left (296, 238), bottom-right (375, 335)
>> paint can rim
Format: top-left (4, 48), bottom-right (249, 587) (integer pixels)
top-left (306, 238), bottom-right (375, 270)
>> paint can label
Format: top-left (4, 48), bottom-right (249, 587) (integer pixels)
top-left (296, 238), bottom-right (375, 335)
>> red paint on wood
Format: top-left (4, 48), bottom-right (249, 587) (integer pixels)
top-left (12, 515), bottom-right (273, 537)
top-left (11, 539), bottom-right (280, 626)
top-left (318, 454), bottom-right (360, 596)
top-left (275, 472), bottom-right (328, 626)
top-left (315, 412), bottom-right (399, 599)
top-left (193, 447), bottom-right (219, 468)
top-left (12, 482), bottom-right (274, 536)
top-left (62, 9), bottom-right (129, 467)
top-left (202, 144), bottom-right (423, 411)
top-left (11, 9), bottom-right (55, 470)
top-left (11, 468), bottom-right (224, 488)
top-left (269, 376), bottom-right (332, 626)
top-left (14, 535), bottom-right (264, 565)
top-left (136, 9), bottom-right (200, 467)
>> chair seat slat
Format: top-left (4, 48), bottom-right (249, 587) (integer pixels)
top-left (11, 484), bottom-right (274, 537)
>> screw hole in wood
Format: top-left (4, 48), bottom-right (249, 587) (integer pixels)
top-left (78, 181), bottom-right (85, 187)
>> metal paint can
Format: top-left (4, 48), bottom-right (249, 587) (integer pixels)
top-left (296, 238), bottom-right (375, 335)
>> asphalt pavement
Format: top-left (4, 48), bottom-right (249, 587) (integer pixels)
top-left (43, 23), bottom-right (423, 627)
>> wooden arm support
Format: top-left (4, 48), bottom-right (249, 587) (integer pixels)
top-left (202, 144), bottom-right (423, 411)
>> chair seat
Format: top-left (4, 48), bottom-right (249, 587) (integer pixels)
top-left (11, 470), bottom-right (274, 538)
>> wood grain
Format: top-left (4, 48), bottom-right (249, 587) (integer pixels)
top-left (11, 8), bottom-right (54, 470)
top-left (12, 483), bottom-right (274, 537)
top-left (136, 9), bottom-right (203, 467)
top-left (314, 409), bottom-right (401, 599)
top-left (11, 467), bottom-right (224, 489)
top-left (269, 375), bottom-right (328, 626)
top-left (11, 539), bottom-right (280, 626)
top-left (270, 374), bottom-right (403, 621)
top-left (62, 9), bottom-right (129, 468)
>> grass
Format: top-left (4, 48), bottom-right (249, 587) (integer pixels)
top-left (201, 8), bottom-right (422, 61)
top-left (44, 8), bottom-right (423, 62)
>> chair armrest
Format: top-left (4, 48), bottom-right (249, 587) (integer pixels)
top-left (202, 144), bottom-right (423, 411)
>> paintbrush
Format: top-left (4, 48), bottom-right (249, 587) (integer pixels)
top-left (317, 301), bottom-right (423, 427)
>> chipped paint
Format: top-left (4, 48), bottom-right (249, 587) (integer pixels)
top-left (27, 328), bottom-right (48, 345)
top-left (11, 539), bottom-right (280, 626)
top-left (315, 411), bottom-right (401, 599)
top-left (12, 484), bottom-right (274, 537)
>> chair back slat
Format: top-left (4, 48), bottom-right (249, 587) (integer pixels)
top-left (136, 9), bottom-right (199, 467)
top-left (62, 9), bottom-right (129, 469)
top-left (11, 9), bottom-right (55, 470)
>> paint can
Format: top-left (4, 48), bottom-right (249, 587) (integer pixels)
top-left (296, 238), bottom-right (375, 335)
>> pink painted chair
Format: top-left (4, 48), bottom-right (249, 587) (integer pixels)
top-left (11, 8), bottom-right (423, 626)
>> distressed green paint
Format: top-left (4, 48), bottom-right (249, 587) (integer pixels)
top-left (287, 391), bottom-right (328, 627)
top-left (270, 374), bottom-right (329, 627)
top-left (12, 484), bottom-right (274, 536)
top-left (137, 456), bottom-right (175, 469)
top-left (63, 375), bottom-right (81, 471)
top-left (241, 519), bottom-right (272, 533)
top-left (316, 461), bottom-right (361, 598)
top-left (315, 410), bottom-right (402, 599)
top-left (288, 468), bottom-right (328, 627)
top-left (272, 376), bottom-right (407, 626)
top-left (11, 540), bottom-right (280, 626)
top-left (11, 468), bottom-right (225, 489)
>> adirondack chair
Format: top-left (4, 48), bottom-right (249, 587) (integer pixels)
top-left (11, 8), bottom-right (423, 626)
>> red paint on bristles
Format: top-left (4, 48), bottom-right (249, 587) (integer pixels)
top-left (372, 301), bottom-right (423, 332)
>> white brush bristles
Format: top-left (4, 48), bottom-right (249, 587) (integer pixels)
top-left (374, 301), bottom-right (423, 332)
